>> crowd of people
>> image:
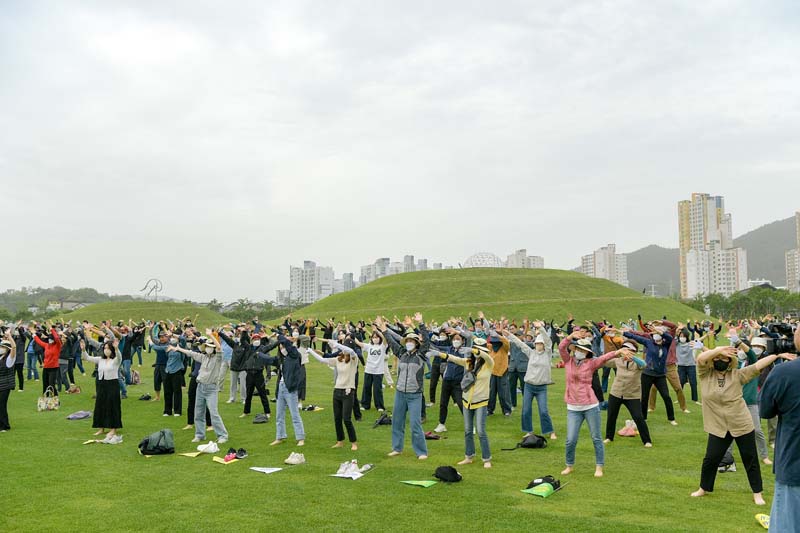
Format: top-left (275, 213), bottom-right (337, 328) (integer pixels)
top-left (1, 312), bottom-right (798, 527)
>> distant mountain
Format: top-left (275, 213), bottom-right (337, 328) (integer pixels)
top-left (626, 245), bottom-right (680, 296)
top-left (733, 216), bottom-right (796, 287)
top-left (625, 216), bottom-right (796, 295)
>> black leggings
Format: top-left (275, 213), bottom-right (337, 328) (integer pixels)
top-left (15, 366), bottom-right (24, 390)
top-left (439, 379), bottom-right (463, 424)
top-left (43, 368), bottom-right (59, 395)
top-left (0, 389), bottom-right (10, 430)
top-left (605, 395), bottom-right (651, 444)
top-left (244, 371), bottom-right (271, 415)
top-left (592, 371), bottom-right (604, 403)
top-left (297, 365), bottom-right (307, 401)
top-left (640, 374), bottom-right (674, 421)
top-left (700, 431), bottom-right (762, 493)
top-left (333, 388), bottom-right (357, 442)
top-left (163, 372), bottom-right (183, 415)
top-left (429, 361), bottom-right (442, 403)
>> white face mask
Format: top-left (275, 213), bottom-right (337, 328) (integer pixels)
top-left (292, 331), bottom-right (299, 337)
top-left (103, 348), bottom-right (112, 357)
top-left (252, 341), bottom-right (261, 347)
top-left (452, 340), bottom-right (462, 349)
top-left (205, 347), bottom-right (215, 355)
top-left (753, 347), bottom-right (764, 356)
top-left (574, 351), bottom-right (587, 361)
top-left (405, 342), bottom-right (416, 352)
top-left (679, 337), bottom-right (687, 343)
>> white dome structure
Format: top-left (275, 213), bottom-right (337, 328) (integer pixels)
top-left (464, 252), bottom-right (504, 268)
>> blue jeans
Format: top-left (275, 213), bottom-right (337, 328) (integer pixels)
top-left (464, 406), bottom-right (491, 461)
top-left (122, 360), bottom-right (132, 385)
top-left (391, 391), bottom-right (427, 456)
top-left (565, 407), bottom-right (604, 467)
top-left (132, 346), bottom-right (143, 365)
top-left (770, 481), bottom-right (800, 533)
top-left (488, 373), bottom-right (512, 415)
top-left (521, 383), bottom-right (554, 435)
top-left (26, 352), bottom-right (39, 380)
top-left (118, 369), bottom-right (127, 397)
top-left (74, 354), bottom-right (85, 374)
top-left (194, 382), bottom-right (228, 441)
top-left (275, 385), bottom-right (305, 441)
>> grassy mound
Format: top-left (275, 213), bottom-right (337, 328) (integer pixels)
top-left (301, 268), bottom-right (708, 323)
top-left (61, 301), bottom-right (228, 328)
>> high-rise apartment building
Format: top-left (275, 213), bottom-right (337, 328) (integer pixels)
top-left (506, 249), bottom-right (545, 269)
top-left (289, 261), bottom-right (334, 304)
top-left (579, 244), bottom-right (628, 287)
top-left (786, 212), bottom-right (800, 293)
top-left (678, 193), bottom-right (748, 298)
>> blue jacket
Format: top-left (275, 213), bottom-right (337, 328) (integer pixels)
top-left (623, 331), bottom-right (672, 376)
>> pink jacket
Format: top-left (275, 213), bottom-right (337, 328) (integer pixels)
top-left (559, 337), bottom-right (619, 406)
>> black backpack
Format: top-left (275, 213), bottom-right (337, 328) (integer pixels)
top-left (526, 475), bottom-right (561, 490)
top-left (434, 466), bottom-right (462, 483)
top-left (138, 429), bottom-right (175, 455)
top-left (372, 412), bottom-right (392, 428)
top-left (503, 434), bottom-right (547, 451)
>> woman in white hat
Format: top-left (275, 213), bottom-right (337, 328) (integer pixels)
top-left (558, 330), bottom-right (632, 477)
top-left (602, 338), bottom-right (652, 447)
top-left (0, 333), bottom-right (18, 432)
top-left (691, 344), bottom-right (795, 505)
top-left (377, 314), bottom-right (431, 459)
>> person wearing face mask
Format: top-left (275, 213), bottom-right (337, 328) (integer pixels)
top-left (32, 325), bottom-right (62, 396)
top-left (431, 330), bottom-right (469, 433)
top-left (148, 325), bottom-right (171, 403)
top-left (258, 333), bottom-right (306, 447)
top-left (182, 336), bottom-right (213, 432)
top-left (81, 338), bottom-right (123, 441)
top-left (504, 324), bottom-right (557, 441)
top-left (426, 331), bottom-right (447, 409)
top-left (241, 333), bottom-right (275, 420)
top-left (218, 325), bottom-right (248, 404)
top-left (430, 341), bottom-right (495, 468)
top-left (378, 313), bottom-right (431, 459)
top-left (691, 345), bottom-right (795, 505)
top-left (0, 334), bottom-right (18, 432)
top-left (623, 328), bottom-right (676, 425)
top-left (558, 331), bottom-right (633, 477)
top-left (354, 328), bottom-right (387, 412)
top-left (676, 327), bottom-right (700, 404)
top-left (169, 338), bottom-right (229, 444)
top-left (162, 334), bottom-right (185, 417)
top-left (308, 339), bottom-right (361, 450)
top-left (601, 338), bottom-right (652, 446)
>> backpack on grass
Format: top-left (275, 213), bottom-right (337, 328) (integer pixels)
top-left (502, 434), bottom-right (547, 451)
top-left (138, 429), bottom-right (175, 455)
top-left (433, 466), bottom-right (462, 483)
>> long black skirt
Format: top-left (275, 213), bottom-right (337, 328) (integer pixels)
top-left (93, 379), bottom-right (122, 429)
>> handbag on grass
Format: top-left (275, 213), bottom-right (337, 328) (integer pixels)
top-left (37, 387), bottom-right (60, 412)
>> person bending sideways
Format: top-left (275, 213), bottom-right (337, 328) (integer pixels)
top-left (690, 345), bottom-right (795, 506)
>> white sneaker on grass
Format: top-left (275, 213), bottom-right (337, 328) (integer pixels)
top-left (434, 423), bottom-right (447, 433)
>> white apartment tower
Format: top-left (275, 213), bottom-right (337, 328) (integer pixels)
top-left (678, 193), bottom-right (748, 298)
top-left (786, 212), bottom-right (800, 293)
top-left (289, 261), bottom-right (334, 304)
top-left (579, 244), bottom-right (629, 287)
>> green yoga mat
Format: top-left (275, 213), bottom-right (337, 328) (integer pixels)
top-left (401, 480), bottom-right (438, 488)
top-left (521, 483), bottom-right (555, 498)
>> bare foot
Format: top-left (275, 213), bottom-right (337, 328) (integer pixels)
top-left (561, 466), bottom-right (573, 476)
top-left (417, 455), bottom-right (428, 460)
top-left (644, 442), bottom-right (653, 448)
top-left (457, 457), bottom-right (474, 465)
top-left (594, 466), bottom-right (604, 478)
top-left (483, 461), bottom-right (492, 469)
top-left (331, 442), bottom-right (344, 448)
top-left (182, 424), bottom-right (193, 430)
top-left (762, 458), bottom-right (772, 465)
top-left (690, 488), bottom-right (706, 498)
top-left (296, 440), bottom-right (305, 447)
top-left (270, 439), bottom-right (285, 446)
top-left (603, 438), bottom-right (611, 444)
top-left (754, 493), bottom-right (766, 506)
top-left (107, 430), bottom-right (116, 437)
top-left (550, 433), bottom-right (557, 440)
top-left (93, 430), bottom-right (105, 436)
top-left (387, 450), bottom-right (401, 457)
top-left (351, 443), bottom-right (358, 451)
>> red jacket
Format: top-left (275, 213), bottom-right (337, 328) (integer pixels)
top-left (33, 328), bottom-right (62, 369)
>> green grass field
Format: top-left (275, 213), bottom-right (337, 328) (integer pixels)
top-left (301, 269), bottom-right (710, 325)
top-left (5, 353), bottom-right (773, 533)
top-left (60, 301), bottom-right (228, 328)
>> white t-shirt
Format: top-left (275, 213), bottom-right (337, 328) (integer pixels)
top-left (364, 344), bottom-right (386, 375)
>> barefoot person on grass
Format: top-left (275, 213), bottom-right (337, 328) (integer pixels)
top-left (80, 338), bottom-right (123, 441)
top-left (308, 339), bottom-right (360, 451)
top-left (691, 345), bottom-right (795, 506)
top-left (558, 330), bottom-right (632, 478)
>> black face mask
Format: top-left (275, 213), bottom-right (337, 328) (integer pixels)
top-left (713, 359), bottom-right (730, 372)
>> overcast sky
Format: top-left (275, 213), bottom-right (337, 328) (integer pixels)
top-left (2, 1), bottom-right (799, 302)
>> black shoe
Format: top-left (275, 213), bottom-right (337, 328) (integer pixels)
top-left (227, 447), bottom-right (236, 455)
top-left (236, 448), bottom-right (248, 459)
